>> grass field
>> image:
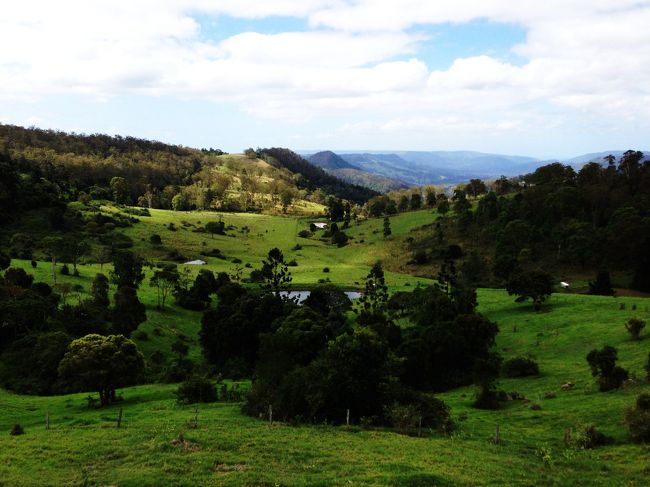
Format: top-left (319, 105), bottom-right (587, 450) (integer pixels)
top-left (1, 207), bottom-right (650, 486)
top-left (1, 290), bottom-right (649, 486)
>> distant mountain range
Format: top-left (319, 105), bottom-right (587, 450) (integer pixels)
top-left (304, 149), bottom-right (649, 189)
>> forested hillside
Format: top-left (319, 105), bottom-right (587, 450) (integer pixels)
top-left (0, 124), bottom-right (373, 215)
top-left (367, 152), bottom-right (650, 293)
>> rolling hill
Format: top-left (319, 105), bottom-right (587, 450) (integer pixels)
top-left (307, 151), bottom-right (409, 192)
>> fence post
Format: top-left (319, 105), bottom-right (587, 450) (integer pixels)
top-left (346, 409), bottom-right (350, 426)
top-left (268, 404), bottom-right (273, 425)
top-left (117, 408), bottom-right (123, 429)
top-left (418, 417), bottom-right (422, 437)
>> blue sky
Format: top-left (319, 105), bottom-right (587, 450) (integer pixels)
top-left (1, 1), bottom-right (649, 160)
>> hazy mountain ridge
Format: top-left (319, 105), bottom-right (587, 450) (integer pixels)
top-left (302, 149), bottom-right (650, 188)
top-left (306, 151), bottom-right (409, 192)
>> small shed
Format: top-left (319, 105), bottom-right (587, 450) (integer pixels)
top-left (313, 222), bottom-right (328, 229)
top-left (184, 259), bottom-right (207, 265)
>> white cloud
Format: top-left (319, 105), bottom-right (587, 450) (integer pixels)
top-left (1, 0), bottom-right (650, 153)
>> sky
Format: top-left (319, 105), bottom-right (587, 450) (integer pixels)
top-left (1, 0), bottom-right (649, 159)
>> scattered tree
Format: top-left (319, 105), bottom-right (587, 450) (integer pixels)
top-left (58, 334), bottom-right (144, 406)
top-left (625, 318), bottom-right (646, 341)
top-left (150, 265), bottom-right (180, 310)
top-left (588, 270), bottom-right (615, 296)
top-left (506, 269), bottom-right (554, 311)
top-left (383, 216), bottom-right (392, 238)
top-left (205, 220), bottom-right (225, 238)
top-left (586, 345), bottom-right (629, 391)
top-left (110, 250), bottom-right (144, 289)
top-left (261, 248), bottom-right (292, 295)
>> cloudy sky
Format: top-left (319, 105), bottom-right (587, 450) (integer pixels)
top-left (1, 0), bottom-right (649, 158)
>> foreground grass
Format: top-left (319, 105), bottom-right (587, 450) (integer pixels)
top-left (1, 290), bottom-right (649, 486)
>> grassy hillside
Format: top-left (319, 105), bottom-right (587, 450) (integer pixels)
top-left (1, 290), bottom-right (648, 486)
top-left (6, 206), bottom-right (439, 362)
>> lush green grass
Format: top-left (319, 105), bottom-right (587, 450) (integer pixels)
top-left (2, 207), bottom-right (650, 485)
top-left (1, 289), bottom-right (649, 486)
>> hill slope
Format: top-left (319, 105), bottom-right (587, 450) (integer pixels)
top-left (307, 151), bottom-right (408, 192)
top-left (1, 288), bottom-right (648, 486)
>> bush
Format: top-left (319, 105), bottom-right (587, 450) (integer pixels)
top-left (322, 267), bottom-right (330, 273)
top-left (60, 264), bottom-right (70, 275)
top-left (176, 377), bottom-right (217, 404)
top-left (574, 424), bottom-right (613, 449)
top-left (625, 318), bottom-right (646, 340)
top-left (598, 366), bottom-right (629, 391)
top-left (385, 390), bottom-right (454, 434)
top-left (502, 356), bottom-right (540, 377)
top-left (331, 230), bottom-right (349, 247)
top-left (149, 234), bottom-right (162, 245)
top-left (624, 393), bottom-right (650, 443)
top-left (586, 345), bottom-right (629, 391)
top-left (298, 230), bottom-right (311, 238)
top-left (249, 269), bottom-right (265, 282)
top-left (287, 259), bottom-right (298, 267)
top-left (10, 424), bottom-right (24, 436)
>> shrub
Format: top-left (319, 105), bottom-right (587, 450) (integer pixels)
top-left (60, 264), bottom-right (70, 275)
top-left (586, 345), bottom-right (629, 391)
top-left (287, 259), bottom-right (298, 267)
top-left (624, 393), bottom-right (650, 443)
top-left (149, 234), bottom-right (162, 245)
top-left (386, 390), bottom-right (454, 434)
top-left (249, 269), bottom-right (265, 282)
top-left (588, 270), bottom-right (615, 296)
top-left (322, 267), bottom-right (330, 273)
top-left (298, 230), bottom-right (311, 238)
top-left (10, 424), bottom-right (24, 436)
top-left (574, 424), bottom-right (613, 449)
top-left (331, 230), bottom-right (349, 247)
top-left (625, 318), bottom-right (646, 340)
top-left (176, 377), bottom-right (217, 404)
top-left (502, 356), bottom-right (540, 377)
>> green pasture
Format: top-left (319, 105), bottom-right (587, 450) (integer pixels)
top-left (1, 207), bottom-right (649, 486)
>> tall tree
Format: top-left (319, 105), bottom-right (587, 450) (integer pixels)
top-left (261, 248), bottom-right (292, 296)
top-left (58, 334), bottom-right (144, 406)
top-left (110, 250), bottom-right (144, 289)
top-left (150, 265), bottom-right (180, 310)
